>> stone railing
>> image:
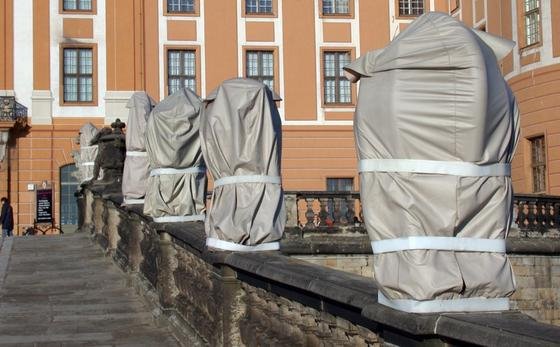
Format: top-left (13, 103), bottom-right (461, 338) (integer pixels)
top-left (78, 187), bottom-right (560, 346)
top-left (514, 194), bottom-right (560, 233)
top-left (288, 191), bottom-right (560, 235)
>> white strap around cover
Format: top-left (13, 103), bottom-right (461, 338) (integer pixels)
top-left (213, 175), bottom-right (281, 188)
top-left (206, 238), bottom-right (280, 252)
top-left (81, 145), bottom-right (98, 150)
top-left (80, 162), bottom-right (95, 166)
top-left (152, 215), bottom-right (205, 223)
top-left (126, 151), bottom-right (148, 157)
top-left (359, 159), bottom-right (510, 176)
top-left (378, 292), bottom-right (509, 313)
top-left (371, 237), bottom-right (506, 254)
top-left (123, 198), bottom-right (145, 205)
top-left (150, 167), bottom-right (206, 177)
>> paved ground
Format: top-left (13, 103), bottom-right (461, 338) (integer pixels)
top-left (0, 233), bottom-right (181, 346)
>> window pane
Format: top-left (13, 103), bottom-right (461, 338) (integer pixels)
top-left (399, 0), bottom-right (424, 15)
top-left (79, 49), bottom-right (93, 74)
top-left (184, 78), bottom-right (196, 93)
top-left (183, 51), bottom-right (196, 76)
top-left (78, 77), bottom-right (93, 102)
top-left (64, 77), bottom-right (78, 102)
top-left (168, 78), bottom-right (181, 95)
top-left (262, 52), bottom-right (273, 76)
top-left (335, 0), bottom-right (349, 14)
top-left (64, 49), bottom-right (78, 74)
top-left (263, 78), bottom-right (274, 91)
top-left (323, 0), bottom-right (334, 14)
top-left (324, 53), bottom-right (336, 77)
top-left (168, 51), bottom-right (181, 76)
top-left (259, 0), bottom-right (272, 12)
top-left (79, 0), bottom-right (92, 10)
top-left (338, 52), bottom-right (350, 76)
top-left (524, 0), bottom-right (539, 12)
top-left (325, 80), bottom-right (336, 103)
top-left (327, 178), bottom-right (353, 192)
top-left (247, 52), bottom-right (258, 76)
top-left (246, 0), bottom-right (257, 13)
top-left (64, 0), bottom-right (77, 10)
top-left (168, 0), bottom-right (194, 12)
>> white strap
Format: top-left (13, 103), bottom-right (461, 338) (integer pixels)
top-left (371, 237), bottom-right (506, 254)
top-left (152, 215), bottom-right (205, 223)
top-left (81, 145), bottom-right (98, 150)
top-left (206, 238), bottom-right (280, 252)
top-left (80, 162), bottom-right (95, 166)
top-left (123, 198), bottom-right (145, 205)
top-left (150, 167), bottom-right (206, 177)
top-left (126, 151), bottom-right (148, 157)
top-left (213, 175), bottom-right (281, 188)
top-left (378, 292), bottom-right (509, 313)
top-left (359, 159), bottom-right (510, 176)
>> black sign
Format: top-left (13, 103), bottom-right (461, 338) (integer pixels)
top-left (36, 189), bottom-right (53, 223)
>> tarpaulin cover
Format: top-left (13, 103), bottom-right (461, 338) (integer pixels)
top-left (143, 88), bottom-right (207, 222)
top-left (122, 92), bottom-right (155, 203)
top-left (77, 123), bottom-right (99, 184)
top-left (345, 12), bottom-right (519, 312)
top-left (200, 78), bottom-right (285, 251)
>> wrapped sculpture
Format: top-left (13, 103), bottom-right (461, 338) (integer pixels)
top-left (200, 78), bottom-right (285, 251)
top-left (122, 92), bottom-right (156, 205)
top-left (77, 123), bottom-right (100, 184)
top-left (143, 88), bottom-right (206, 222)
top-left (345, 13), bottom-right (519, 313)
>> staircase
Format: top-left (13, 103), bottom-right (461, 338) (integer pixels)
top-left (0, 233), bottom-right (181, 346)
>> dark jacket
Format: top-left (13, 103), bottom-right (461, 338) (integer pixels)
top-left (1, 203), bottom-right (14, 230)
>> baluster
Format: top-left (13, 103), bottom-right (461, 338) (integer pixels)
top-left (536, 201), bottom-right (546, 232)
top-left (554, 203), bottom-right (560, 230)
top-left (332, 197), bottom-right (342, 226)
top-left (338, 197), bottom-right (349, 226)
top-left (305, 198), bottom-right (316, 229)
top-left (527, 201), bottom-right (537, 231)
top-left (318, 197), bottom-right (329, 227)
top-left (547, 202), bottom-right (554, 230)
top-left (346, 196), bottom-right (356, 226)
top-left (519, 200), bottom-right (529, 230)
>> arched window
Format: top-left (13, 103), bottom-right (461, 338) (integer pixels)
top-left (60, 164), bottom-right (79, 232)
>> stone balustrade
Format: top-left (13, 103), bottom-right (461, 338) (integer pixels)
top-left (78, 187), bottom-right (560, 346)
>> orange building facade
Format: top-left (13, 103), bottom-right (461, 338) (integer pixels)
top-left (0, 0), bottom-right (558, 234)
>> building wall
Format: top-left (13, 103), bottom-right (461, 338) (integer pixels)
top-left (1, 0), bottom-right (559, 233)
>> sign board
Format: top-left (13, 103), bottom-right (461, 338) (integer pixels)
top-left (36, 188), bottom-right (53, 223)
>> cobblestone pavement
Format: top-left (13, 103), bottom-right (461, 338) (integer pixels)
top-left (0, 233), bottom-right (180, 346)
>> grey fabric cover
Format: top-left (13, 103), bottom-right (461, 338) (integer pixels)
top-left (200, 78), bottom-right (285, 246)
top-left (143, 88), bottom-right (206, 219)
top-left (77, 123), bottom-right (99, 184)
top-left (346, 13), bottom-right (519, 302)
top-left (122, 92), bottom-right (155, 202)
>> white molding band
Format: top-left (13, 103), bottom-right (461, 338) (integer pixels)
top-left (378, 292), bottom-right (510, 313)
top-left (150, 167), bottom-right (206, 177)
top-left (206, 238), bottom-right (280, 252)
top-left (152, 215), bottom-right (205, 223)
top-left (358, 159), bottom-right (511, 177)
top-left (213, 175), bottom-right (282, 188)
top-left (126, 151), bottom-right (148, 157)
top-left (371, 237), bottom-right (506, 254)
top-left (81, 145), bottom-right (98, 150)
top-left (123, 198), bottom-right (145, 205)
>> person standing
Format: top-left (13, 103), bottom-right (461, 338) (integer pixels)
top-left (1, 197), bottom-right (14, 237)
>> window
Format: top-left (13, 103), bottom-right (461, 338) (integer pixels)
top-left (60, 165), bottom-right (79, 233)
top-left (327, 178), bottom-right (354, 192)
top-left (167, 49), bottom-right (196, 95)
top-left (323, 51), bottom-right (351, 104)
top-left (63, 48), bottom-right (93, 103)
top-left (530, 136), bottom-right (546, 193)
top-left (246, 0), bottom-right (272, 14)
top-left (322, 0), bottom-right (350, 15)
top-left (246, 51), bottom-right (274, 91)
top-left (63, 0), bottom-right (92, 11)
top-left (524, 0), bottom-right (540, 46)
top-left (399, 0), bottom-right (424, 16)
top-left (167, 0), bottom-right (195, 13)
